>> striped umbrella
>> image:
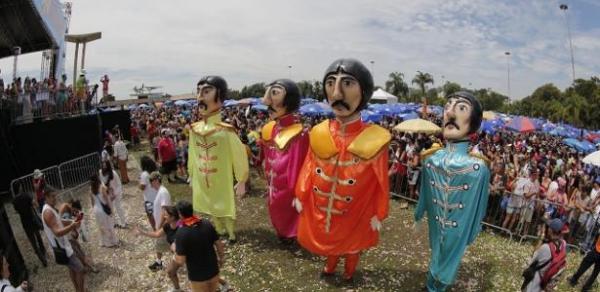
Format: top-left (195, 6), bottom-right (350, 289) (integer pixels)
top-left (505, 116), bottom-right (536, 133)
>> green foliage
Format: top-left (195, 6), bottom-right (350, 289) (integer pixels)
top-left (442, 82), bottom-right (462, 96)
top-left (473, 89), bottom-right (509, 112)
top-left (411, 71), bottom-right (434, 103)
top-left (385, 72), bottom-right (409, 98)
top-left (297, 80), bottom-right (314, 98)
top-left (228, 89), bottom-right (241, 100)
top-left (240, 83), bottom-right (266, 99)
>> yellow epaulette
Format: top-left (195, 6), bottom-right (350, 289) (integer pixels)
top-left (469, 152), bottom-right (491, 168)
top-left (191, 121), bottom-right (206, 135)
top-left (261, 121), bottom-right (276, 142)
top-left (309, 120), bottom-right (338, 159)
top-left (420, 145), bottom-right (443, 163)
top-left (217, 122), bottom-right (236, 133)
top-left (347, 124), bottom-right (391, 160)
top-left (274, 123), bottom-right (303, 150)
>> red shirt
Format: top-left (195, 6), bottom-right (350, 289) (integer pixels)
top-left (158, 137), bottom-right (176, 162)
top-left (130, 126), bottom-right (138, 138)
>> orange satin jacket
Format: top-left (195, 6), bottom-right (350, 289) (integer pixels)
top-left (295, 118), bottom-right (390, 256)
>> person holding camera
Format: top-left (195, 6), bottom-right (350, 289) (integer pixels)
top-left (41, 188), bottom-right (86, 292)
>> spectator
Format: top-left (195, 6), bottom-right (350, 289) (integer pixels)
top-left (32, 169), bottom-right (46, 212)
top-left (135, 206), bottom-right (181, 291)
top-left (0, 254), bottom-right (28, 292)
top-left (99, 160), bottom-right (127, 228)
top-left (148, 171), bottom-right (172, 272)
top-left (41, 188), bottom-right (86, 292)
top-left (158, 129), bottom-right (178, 183)
top-left (139, 156), bottom-right (159, 230)
top-left (12, 182), bottom-right (47, 266)
top-left (113, 134), bottom-right (130, 184)
top-left (569, 228), bottom-right (600, 291)
top-left (174, 200), bottom-right (225, 292)
top-left (522, 218), bottom-right (567, 292)
top-left (90, 174), bottom-right (119, 248)
top-left (59, 200), bottom-right (98, 273)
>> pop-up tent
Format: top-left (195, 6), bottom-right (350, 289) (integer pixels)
top-left (371, 89), bottom-right (398, 104)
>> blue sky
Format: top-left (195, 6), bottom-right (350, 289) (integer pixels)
top-left (0, 0), bottom-right (599, 100)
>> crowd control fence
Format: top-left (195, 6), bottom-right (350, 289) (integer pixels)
top-left (390, 172), bottom-right (593, 252)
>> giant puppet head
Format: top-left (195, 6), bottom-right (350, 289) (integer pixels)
top-left (196, 76), bottom-right (228, 116)
top-left (323, 58), bottom-right (374, 119)
top-left (262, 78), bottom-right (300, 120)
top-left (442, 91), bottom-right (483, 141)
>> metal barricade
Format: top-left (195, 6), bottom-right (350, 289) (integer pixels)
top-left (10, 166), bottom-right (61, 198)
top-left (9, 152), bottom-right (101, 200)
top-left (58, 152), bottom-right (101, 190)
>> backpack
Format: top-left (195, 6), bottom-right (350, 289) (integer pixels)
top-left (540, 239), bottom-right (566, 289)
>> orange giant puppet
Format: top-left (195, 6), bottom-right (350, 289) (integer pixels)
top-left (294, 58), bottom-right (390, 281)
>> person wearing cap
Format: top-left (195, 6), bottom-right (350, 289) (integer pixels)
top-left (32, 169), bottom-right (46, 212)
top-left (523, 218), bottom-right (567, 292)
top-left (148, 171), bottom-right (172, 271)
top-left (294, 59), bottom-right (390, 281)
top-left (188, 76), bottom-right (248, 243)
top-left (415, 91), bottom-right (490, 291)
top-left (260, 79), bottom-right (308, 243)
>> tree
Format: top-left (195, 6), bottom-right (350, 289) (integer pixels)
top-left (384, 72), bottom-right (409, 98)
top-left (529, 83), bottom-right (561, 102)
top-left (313, 80), bottom-right (324, 101)
top-left (411, 71), bottom-right (434, 103)
top-left (240, 83), bottom-right (266, 98)
top-left (297, 80), bottom-right (314, 98)
top-left (442, 82), bottom-right (462, 96)
top-left (228, 89), bottom-right (241, 100)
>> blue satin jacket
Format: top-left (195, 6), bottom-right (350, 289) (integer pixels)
top-left (415, 141), bottom-right (490, 291)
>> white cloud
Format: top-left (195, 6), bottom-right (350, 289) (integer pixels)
top-left (0, 0), bottom-right (598, 101)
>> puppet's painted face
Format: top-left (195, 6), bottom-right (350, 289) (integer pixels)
top-left (196, 84), bottom-right (221, 115)
top-left (324, 72), bottom-right (362, 119)
top-left (262, 84), bottom-right (287, 119)
top-left (443, 96), bottom-right (472, 141)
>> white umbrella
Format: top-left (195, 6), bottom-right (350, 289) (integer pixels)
top-left (582, 150), bottom-right (600, 167)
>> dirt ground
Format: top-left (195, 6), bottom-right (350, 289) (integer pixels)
top-left (5, 148), bottom-right (593, 291)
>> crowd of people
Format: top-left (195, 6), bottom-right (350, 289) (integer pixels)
top-left (4, 86), bottom-right (600, 291)
top-left (0, 68), bottom-right (109, 122)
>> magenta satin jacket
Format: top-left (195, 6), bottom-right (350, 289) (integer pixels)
top-left (261, 114), bottom-right (309, 238)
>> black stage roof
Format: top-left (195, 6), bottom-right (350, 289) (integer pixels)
top-left (0, 0), bottom-right (54, 58)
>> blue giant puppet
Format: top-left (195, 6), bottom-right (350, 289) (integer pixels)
top-left (415, 91), bottom-right (490, 292)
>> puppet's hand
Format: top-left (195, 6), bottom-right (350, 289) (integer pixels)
top-left (370, 216), bottom-right (382, 231)
top-left (234, 181), bottom-right (247, 197)
top-left (292, 198), bottom-right (303, 213)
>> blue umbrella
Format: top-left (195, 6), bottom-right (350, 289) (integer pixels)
top-left (361, 110), bottom-right (382, 123)
top-left (300, 104), bottom-right (325, 116)
top-left (481, 121), bottom-right (498, 135)
top-left (223, 99), bottom-right (239, 107)
top-left (563, 138), bottom-right (595, 153)
top-left (398, 112), bottom-right (419, 121)
top-left (251, 104), bottom-right (268, 111)
top-left (174, 100), bottom-right (191, 107)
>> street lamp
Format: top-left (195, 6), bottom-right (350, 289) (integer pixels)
top-left (288, 65), bottom-right (292, 79)
top-left (505, 51), bottom-right (511, 99)
top-left (560, 4), bottom-right (576, 83)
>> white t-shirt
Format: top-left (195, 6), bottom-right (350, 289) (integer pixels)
top-left (0, 279), bottom-right (23, 292)
top-left (153, 185), bottom-right (171, 230)
top-left (140, 171), bottom-right (157, 203)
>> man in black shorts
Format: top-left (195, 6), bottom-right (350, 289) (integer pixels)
top-left (174, 201), bottom-right (224, 292)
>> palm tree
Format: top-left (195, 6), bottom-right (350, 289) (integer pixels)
top-left (385, 72), bottom-right (409, 100)
top-left (412, 71), bottom-right (434, 103)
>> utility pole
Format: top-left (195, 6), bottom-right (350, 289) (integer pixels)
top-left (505, 51), bottom-right (511, 99)
top-left (560, 4), bottom-right (576, 83)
